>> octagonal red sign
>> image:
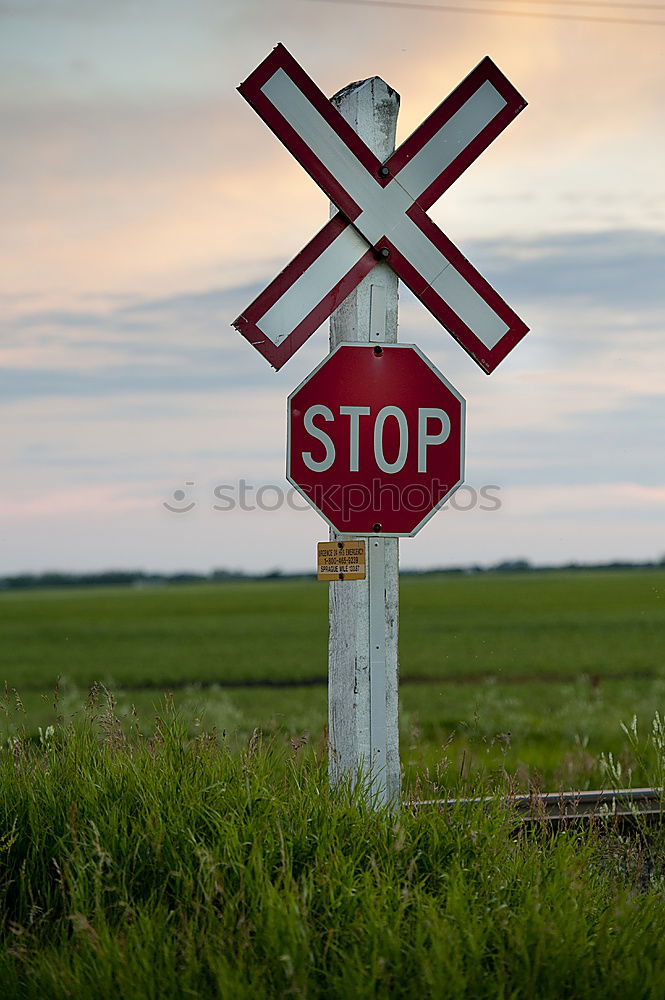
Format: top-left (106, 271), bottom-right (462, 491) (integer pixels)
top-left (287, 344), bottom-right (465, 536)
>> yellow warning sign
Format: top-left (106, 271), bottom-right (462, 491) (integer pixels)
top-left (317, 540), bottom-right (366, 581)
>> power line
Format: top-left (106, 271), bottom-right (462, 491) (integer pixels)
top-left (307, 0), bottom-right (665, 26)
top-left (370, 0), bottom-right (665, 9)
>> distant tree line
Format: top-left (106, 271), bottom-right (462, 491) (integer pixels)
top-left (0, 557), bottom-right (664, 591)
top-left (0, 569), bottom-right (247, 590)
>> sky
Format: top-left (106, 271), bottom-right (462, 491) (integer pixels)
top-left (1, 0), bottom-right (664, 574)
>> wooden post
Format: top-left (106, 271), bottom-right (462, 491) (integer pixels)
top-left (327, 77), bottom-right (401, 808)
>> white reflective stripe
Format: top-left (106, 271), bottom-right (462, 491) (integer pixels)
top-left (256, 225), bottom-right (368, 345)
top-left (430, 266), bottom-right (509, 349)
top-left (379, 205), bottom-right (509, 350)
top-left (385, 209), bottom-right (448, 284)
top-left (395, 82), bottom-right (507, 201)
top-left (353, 176), bottom-right (412, 245)
top-left (353, 180), bottom-right (452, 284)
top-left (261, 69), bottom-right (386, 221)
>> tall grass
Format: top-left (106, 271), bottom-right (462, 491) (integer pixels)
top-left (1, 695), bottom-right (665, 997)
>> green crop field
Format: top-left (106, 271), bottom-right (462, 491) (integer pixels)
top-left (3, 569), bottom-right (664, 687)
top-left (2, 568), bottom-right (665, 995)
top-left (1, 567), bottom-right (664, 789)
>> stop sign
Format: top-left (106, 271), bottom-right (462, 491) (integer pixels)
top-left (287, 344), bottom-right (465, 536)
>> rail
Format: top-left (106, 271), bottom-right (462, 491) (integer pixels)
top-left (412, 787), bottom-right (664, 828)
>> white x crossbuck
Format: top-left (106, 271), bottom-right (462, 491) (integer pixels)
top-left (233, 44), bottom-right (528, 373)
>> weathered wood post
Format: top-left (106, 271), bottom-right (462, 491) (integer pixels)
top-left (327, 78), bottom-right (401, 808)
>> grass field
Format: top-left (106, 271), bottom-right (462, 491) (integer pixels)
top-left (1, 568), bottom-right (664, 790)
top-left (3, 569), bottom-right (664, 687)
top-left (1, 714), bottom-right (665, 997)
top-left (2, 569), bottom-right (665, 994)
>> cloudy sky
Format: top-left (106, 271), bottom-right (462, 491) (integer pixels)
top-left (2, 0), bottom-right (663, 574)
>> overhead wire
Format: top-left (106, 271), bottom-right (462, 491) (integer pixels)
top-left (307, 0), bottom-right (665, 26)
top-left (350, 0), bottom-right (665, 10)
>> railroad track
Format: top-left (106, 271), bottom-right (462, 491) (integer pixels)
top-left (413, 787), bottom-right (664, 828)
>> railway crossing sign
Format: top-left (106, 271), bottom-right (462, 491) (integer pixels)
top-left (232, 48), bottom-right (529, 807)
top-left (233, 44), bottom-right (528, 372)
top-left (287, 343), bottom-right (465, 536)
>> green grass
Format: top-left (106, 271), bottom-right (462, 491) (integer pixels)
top-left (400, 568), bottom-right (665, 680)
top-left (1, 568), bottom-right (664, 789)
top-left (2, 569), bottom-right (663, 690)
top-left (1, 709), bottom-right (665, 997)
top-left (4, 674), bottom-right (665, 791)
top-left (0, 579), bottom-right (327, 689)
top-left (2, 571), bottom-right (665, 996)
